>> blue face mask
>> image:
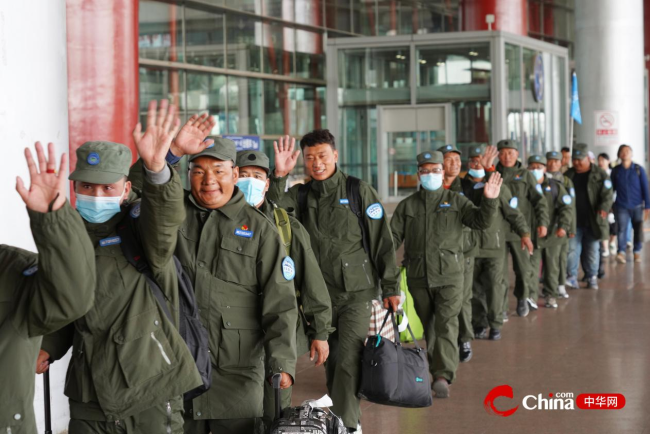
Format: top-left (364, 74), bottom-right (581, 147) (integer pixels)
top-left (237, 177), bottom-right (267, 206)
top-left (75, 190), bottom-right (124, 224)
top-left (468, 168), bottom-right (486, 179)
top-left (531, 169), bottom-right (545, 181)
top-left (420, 173), bottom-right (443, 191)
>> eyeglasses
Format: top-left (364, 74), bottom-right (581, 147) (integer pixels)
top-left (418, 168), bottom-right (443, 175)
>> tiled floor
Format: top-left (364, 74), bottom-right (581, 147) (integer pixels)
top-left (291, 251), bottom-right (650, 434)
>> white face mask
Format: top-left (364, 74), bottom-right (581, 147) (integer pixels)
top-left (420, 173), bottom-right (443, 191)
top-left (531, 169), bottom-right (545, 181)
top-left (237, 177), bottom-right (267, 207)
top-left (76, 187), bottom-right (126, 223)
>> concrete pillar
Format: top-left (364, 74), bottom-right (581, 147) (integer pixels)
top-left (574, 0), bottom-right (646, 163)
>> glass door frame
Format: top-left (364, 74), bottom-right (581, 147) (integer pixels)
top-left (377, 103), bottom-right (452, 202)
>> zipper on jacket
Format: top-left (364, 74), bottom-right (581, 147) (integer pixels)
top-left (361, 262), bottom-right (372, 285)
top-left (166, 401), bottom-right (173, 434)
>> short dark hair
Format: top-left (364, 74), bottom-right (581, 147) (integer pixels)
top-left (561, 147), bottom-right (570, 153)
top-left (300, 129), bottom-right (336, 151)
top-left (617, 144), bottom-right (632, 158)
top-left (598, 152), bottom-right (610, 161)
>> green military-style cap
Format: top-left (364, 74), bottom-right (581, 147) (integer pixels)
top-left (189, 137), bottom-right (237, 163)
top-left (236, 150), bottom-right (270, 173)
top-left (468, 145), bottom-right (484, 158)
top-left (437, 144), bottom-right (461, 155)
top-left (572, 143), bottom-right (589, 159)
top-left (417, 150), bottom-right (444, 166)
top-left (527, 154), bottom-right (547, 165)
top-left (69, 141), bottom-right (132, 184)
top-left (497, 139), bottom-right (518, 150)
top-left (546, 150), bottom-right (561, 161)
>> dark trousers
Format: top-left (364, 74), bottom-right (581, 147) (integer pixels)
top-left (615, 205), bottom-right (644, 253)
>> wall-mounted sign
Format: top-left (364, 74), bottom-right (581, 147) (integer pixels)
top-left (594, 110), bottom-right (619, 147)
top-left (223, 135), bottom-right (260, 151)
top-left (532, 53), bottom-right (544, 102)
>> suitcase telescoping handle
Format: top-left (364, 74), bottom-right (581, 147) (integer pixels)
top-left (44, 369), bottom-right (52, 434)
top-left (272, 373), bottom-right (282, 420)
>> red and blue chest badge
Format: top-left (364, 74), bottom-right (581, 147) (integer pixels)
top-left (234, 225), bottom-right (254, 238)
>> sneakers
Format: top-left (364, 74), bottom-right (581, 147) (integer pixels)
top-left (609, 242), bottom-right (617, 256)
top-left (627, 241), bottom-right (633, 251)
top-left (526, 297), bottom-right (539, 310)
top-left (516, 299), bottom-right (529, 317)
top-left (602, 249), bottom-right (610, 258)
top-left (616, 252), bottom-right (626, 264)
top-left (474, 327), bottom-right (488, 340)
top-left (566, 276), bottom-right (579, 288)
top-left (634, 253), bottom-right (642, 263)
top-left (502, 311), bottom-right (509, 322)
top-left (545, 296), bottom-right (558, 308)
top-left (587, 276), bottom-right (599, 290)
top-left (558, 285), bottom-right (569, 299)
top-left (489, 329), bottom-right (501, 341)
top-left (433, 377), bottom-right (450, 398)
top-left (459, 342), bottom-right (473, 363)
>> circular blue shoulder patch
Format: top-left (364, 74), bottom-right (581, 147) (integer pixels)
top-left (130, 202), bottom-right (141, 218)
top-left (509, 197), bottom-right (519, 209)
top-left (22, 265), bottom-right (38, 276)
top-left (536, 184), bottom-right (543, 194)
top-left (604, 179), bottom-right (612, 189)
top-left (562, 194), bottom-right (572, 205)
top-left (366, 203), bottom-right (384, 220)
top-left (87, 152), bottom-right (100, 165)
top-left (282, 256), bottom-right (295, 281)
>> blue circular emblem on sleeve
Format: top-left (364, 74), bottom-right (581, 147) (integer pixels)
top-left (130, 202), bottom-right (141, 218)
top-left (604, 179), bottom-right (612, 189)
top-left (87, 152), bottom-right (100, 165)
top-left (22, 265), bottom-right (38, 276)
top-left (570, 187), bottom-right (575, 198)
top-left (562, 194), bottom-right (572, 205)
top-left (366, 203), bottom-right (384, 220)
top-left (509, 197), bottom-right (518, 209)
top-left (536, 184), bottom-right (543, 194)
top-left (282, 256), bottom-right (295, 281)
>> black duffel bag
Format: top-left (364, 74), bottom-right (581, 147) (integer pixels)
top-left (358, 308), bottom-right (432, 408)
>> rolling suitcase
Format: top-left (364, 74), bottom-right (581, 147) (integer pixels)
top-left (268, 374), bottom-right (346, 434)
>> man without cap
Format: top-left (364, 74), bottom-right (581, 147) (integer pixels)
top-left (269, 131), bottom-right (400, 432)
top-left (461, 146), bottom-right (532, 341)
top-left (564, 143), bottom-right (614, 290)
top-left (235, 150), bottom-right (334, 431)
top-left (130, 118), bottom-right (299, 434)
top-left (546, 151), bottom-right (577, 299)
top-left (437, 144), bottom-right (477, 363)
top-left (481, 140), bottom-right (549, 317)
top-left (1, 142), bottom-right (96, 434)
top-left (527, 155), bottom-right (573, 308)
top-left (561, 147), bottom-right (571, 173)
top-left (38, 100), bottom-right (203, 434)
top-left (390, 151), bottom-right (502, 399)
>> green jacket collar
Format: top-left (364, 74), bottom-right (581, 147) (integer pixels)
top-left (497, 161), bottom-right (524, 174)
top-left (311, 167), bottom-right (344, 196)
top-left (419, 186), bottom-right (445, 203)
top-left (259, 198), bottom-right (274, 220)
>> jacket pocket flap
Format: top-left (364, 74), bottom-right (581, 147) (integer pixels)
top-left (220, 236), bottom-right (257, 257)
top-left (222, 309), bottom-right (261, 330)
top-left (113, 309), bottom-right (162, 343)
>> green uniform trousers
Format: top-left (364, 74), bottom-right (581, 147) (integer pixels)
top-left (530, 244), bottom-right (563, 300)
top-left (183, 416), bottom-right (257, 434)
top-left (503, 241), bottom-right (535, 310)
top-left (559, 240), bottom-right (569, 286)
top-left (410, 282), bottom-right (463, 383)
top-left (458, 257), bottom-right (475, 343)
top-left (325, 300), bottom-right (372, 430)
top-left (69, 397), bottom-right (184, 434)
top-left (472, 253), bottom-right (506, 330)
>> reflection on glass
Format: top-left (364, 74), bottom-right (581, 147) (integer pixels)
top-left (185, 7), bottom-right (225, 68)
top-left (388, 131), bottom-right (419, 197)
top-left (265, 0), bottom-right (294, 20)
top-left (352, 1), bottom-right (376, 35)
top-left (325, 0), bottom-right (352, 33)
top-left (139, 0), bottom-right (183, 62)
top-left (139, 67), bottom-right (185, 112)
top-left (262, 23), bottom-right (292, 76)
top-left (186, 73), bottom-right (227, 135)
top-left (290, 85), bottom-right (322, 135)
top-left (296, 29), bottom-right (325, 79)
top-left (339, 47), bottom-right (410, 105)
top-left (295, 0), bottom-right (320, 25)
top-left (225, 0), bottom-right (261, 14)
top-left (227, 76), bottom-right (263, 135)
top-left (505, 43), bottom-right (522, 149)
top-left (226, 14), bottom-right (262, 72)
top-left (264, 81), bottom-right (289, 135)
top-left (523, 48), bottom-right (544, 158)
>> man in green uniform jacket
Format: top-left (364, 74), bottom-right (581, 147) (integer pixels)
top-left (437, 144), bottom-right (478, 363)
top-left (235, 150), bottom-right (334, 430)
top-left (564, 143), bottom-right (614, 290)
top-left (39, 101), bottom-right (203, 434)
top-left (1, 142), bottom-right (96, 434)
top-left (483, 140), bottom-right (549, 317)
top-left (527, 155), bottom-right (573, 308)
top-left (390, 151), bottom-right (502, 399)
top-left (461, 146), bottom-right (532, 341)
top-left (268, 130), bottom-right (400, 432)
top-left (546, 150), bottom-right (577, 299)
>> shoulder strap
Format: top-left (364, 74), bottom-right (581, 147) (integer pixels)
top-left (116, 205), bottom-right (173, 322)
top-left (346, 176), bottom-right (371, 255)
top-left (549, 179), bottom-right (560, 203)
top-left (635, 163), bottom-right (641, 177)
top-left (297, 181), bottom-right (312, 220)
top-left (273, 205), bottom-right (292, 257)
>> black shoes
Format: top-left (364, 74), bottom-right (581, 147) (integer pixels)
top-left (459, 342), bottom-right (473, 363)
top-left (516, 299), bottom-right (529, 317)
top-left (474, 327), bottom-right (488, 340)
top-left (489, 329), bottom-right (501, 341)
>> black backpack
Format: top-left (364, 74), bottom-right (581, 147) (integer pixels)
top-left (117, 202), bottom-right (211, 401)
top-left (296, 175), bottom-right (371, 255)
